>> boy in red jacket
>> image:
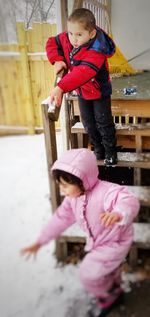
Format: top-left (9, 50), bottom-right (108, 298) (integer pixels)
top-left (47, 8), bottom-right (117, 166)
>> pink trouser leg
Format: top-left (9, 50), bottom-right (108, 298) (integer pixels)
top-left (79, 249), bottom-right (122, 299)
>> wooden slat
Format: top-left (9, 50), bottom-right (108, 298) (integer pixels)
top-left (97, 152), bottom-right (150, 169)
top-left (68, 98), bottom-right (150, 118)
top-left (111, 100), bottom-right (150, 117)
top-left (0, 22), bottom-right (57, 135)
top-left (41, 102), bottom-right (61, 209)
top-left (71, 122), bottom-right (150, 150)
top-left (71, 121), bottom-right (150, 134)
top-left (127, 186), bottom-right (150, 206)
top-left (16, 22), bottom-right (35, 134)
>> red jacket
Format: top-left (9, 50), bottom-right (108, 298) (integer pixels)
top-left (46, 27), bottom-right (115, 100)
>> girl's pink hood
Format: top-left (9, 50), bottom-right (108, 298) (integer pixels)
top-left (51, 148), bottom-right (99, 190)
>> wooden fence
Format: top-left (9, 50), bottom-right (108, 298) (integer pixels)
top-left (0, 22), bottom-right (56, 135)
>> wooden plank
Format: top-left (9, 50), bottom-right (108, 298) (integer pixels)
top-left (71, 122), bottom-right (150, 134)
top-left (16, 22), bottom-right (35, 134)
top-left (41, 102), bottom-right (61, 209)
top-left (127, 186), bottom-right (150, 206)
top-left (73, 0), bottom-right (83, 10)
top-left (67, 97), bottom-right (150, 118)
top-left (71, 122), bottom-right (150, 150)
top-left (115, 136), bottom-right (150, 150)
top-left (0, 125), bottom-right (28, 135)
top-left (96, 152), bottom-right (150, 169)
top-left (133, 168), bottom-right (141, 186)
top-left (0, 23), bottom-right (58, 135)
top-left (60, 0), bottom-right (68, 31)
top-left (111, 100), bottom-right (150, 117)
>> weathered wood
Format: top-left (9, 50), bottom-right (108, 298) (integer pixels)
top-left (129, 245), bottom-right (138, 267)
top-left (16, 23), bottom-right (35, 134)
top-left (71, 115), bottom-right (150, 151)
top-left (97, 152), bottom-right (150, 169)
top-left (0, 125), bottom-right (29, 135)
top-left (127, 186), bottom-right (150, 206)
top-left (47, 70), bottom-right (64, 121)
top-left (0, 125), bottom-right (43, 136)
top-left (73, 0), bottom-right (83, 10)
top-left (60, 0), bottom-right (68, 30)
top-left (41, 103), bottom-right (61, 209)
top-left (111, 99), bottom-right (150, 117)
top-left (67, 97), bottom-right (150, 117)
top-left (0, 23), bottom-right (57, 135)
top-left (133, 168), bottom-right (141, 186)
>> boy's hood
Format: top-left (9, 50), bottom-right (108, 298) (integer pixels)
top-left (89, 27), bottom-right (116, 57)
top-left (51, 148), bottom-right (99, 191)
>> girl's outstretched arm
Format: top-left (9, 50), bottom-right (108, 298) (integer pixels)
top-left (20, 242), bottom-right (41, 260)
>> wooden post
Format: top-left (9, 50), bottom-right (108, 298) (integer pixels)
top-left (60, 0), bottom-right (68, 30)
top-left (73, 0), bottom-right (83, 11)
top-left (16, 22), bottom-right (35, 134)
top-left (41, 102), bottom-right (61, 210)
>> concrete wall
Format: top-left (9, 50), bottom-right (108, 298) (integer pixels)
top-left (111, 0), bottom-right (150, 70)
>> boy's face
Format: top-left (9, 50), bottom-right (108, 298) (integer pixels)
top-left (67, 21), bottom-right (96, 48)
top-left (59, 177), bottom-right (82, 198)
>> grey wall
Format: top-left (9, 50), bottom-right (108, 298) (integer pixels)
top-left (111, 0), bottom-right (150, 70)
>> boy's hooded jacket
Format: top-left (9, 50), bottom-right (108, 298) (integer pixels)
top-left (46, 27), bottom-right (115, 99)
top-left (37, 149), bottom-right (140, 256)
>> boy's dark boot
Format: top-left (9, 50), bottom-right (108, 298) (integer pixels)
top-left (104, 152), bottom-right (118, 167)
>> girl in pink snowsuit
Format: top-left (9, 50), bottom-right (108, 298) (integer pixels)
top-left (21, 148), bottom-right (139, 316)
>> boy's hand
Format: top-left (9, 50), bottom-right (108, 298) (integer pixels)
top-left (20, 242), bottom-right (41, 260)
top-left (54, 61), bottom-right (67, 74)
top-left (100, 212), bottom-right (122, 227)
top-left (50, 86), bottom-right (63, 107)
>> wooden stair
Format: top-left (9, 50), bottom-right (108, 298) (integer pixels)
top-left (41, 73), bottom-right (150, 266)
top-left (55, 94), bottom-right (150, 265)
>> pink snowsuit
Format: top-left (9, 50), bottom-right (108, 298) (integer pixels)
top-left (37, 148), bottom-right (140, 299)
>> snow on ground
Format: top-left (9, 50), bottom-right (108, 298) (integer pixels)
top-left (0, 133), bottom-right (90, 317)
top-left (0, 133), bottom-right (145, 317)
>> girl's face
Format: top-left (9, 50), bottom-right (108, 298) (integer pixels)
top-left (67, 21), bottom-right (96, 48)
top-left (59, 177), bottom-right (82, 198)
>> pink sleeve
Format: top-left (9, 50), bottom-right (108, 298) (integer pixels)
top-left (104, 185), bottom-right (140, 225)
top-left (37, 197), bottom-right (75, 245)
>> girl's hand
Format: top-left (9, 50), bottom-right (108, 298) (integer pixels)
top-left (54, 61), bottom-right (67, 74)
top-left (100, 212), bottom-right (122, 227)
top-left (50, 86), bottom-right (63, 107)
top-left (20, 242), bottom-right (41, 260)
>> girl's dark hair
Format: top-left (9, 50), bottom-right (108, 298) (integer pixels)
top-left (53, 169), bottom-right (85, 193)
top-left (68, 8), bottom-right (96, 31)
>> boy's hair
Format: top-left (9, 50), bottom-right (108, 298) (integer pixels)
top-left (53, 169), bottom-right (85, 193)
top-left (68, 8), bottom-right (96, 31)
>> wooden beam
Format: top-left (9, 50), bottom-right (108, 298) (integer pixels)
top-left (41, 103), bottom-right (61, 209)
top-left (16, 22), bottom-right (35, 134)
top-left (60, 0), bottom-right (68, 31)
top-left (73, 0), bottom-right (83, 10)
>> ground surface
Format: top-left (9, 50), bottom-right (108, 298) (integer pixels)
top-left (108, 280), bottom-right (150, 317)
